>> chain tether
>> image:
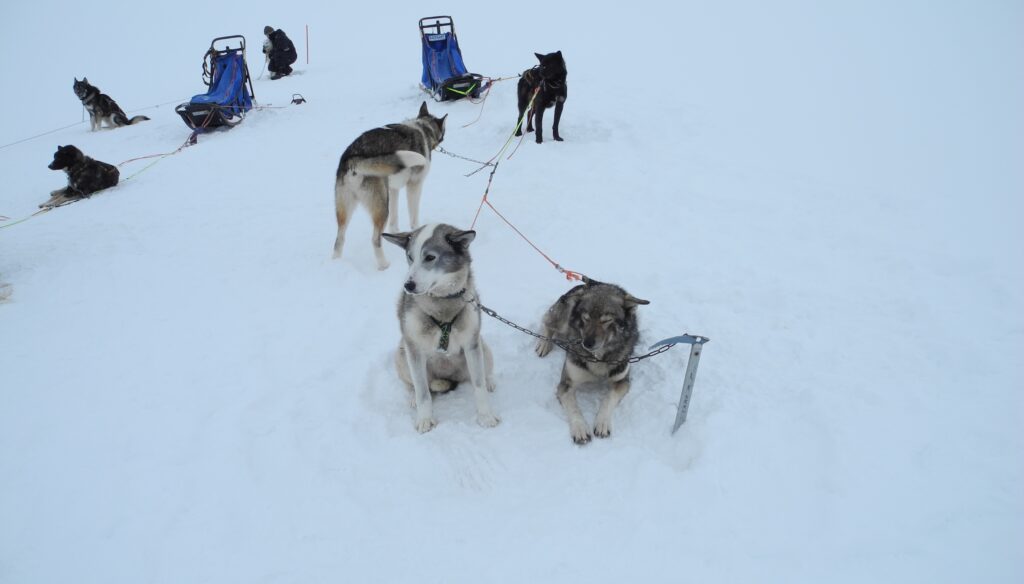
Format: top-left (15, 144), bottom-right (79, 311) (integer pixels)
top-left (436, 145), bottom-right (495, 168)
top-left (463, 295), bottom-right (676, 365)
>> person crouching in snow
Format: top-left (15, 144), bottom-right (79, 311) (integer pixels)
top-left (263, 26), bottom-right (297, 80)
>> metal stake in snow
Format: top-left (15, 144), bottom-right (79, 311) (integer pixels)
top-left (650, 334), bottom-right (710, 434)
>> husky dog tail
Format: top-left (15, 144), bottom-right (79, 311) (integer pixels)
top-left (112, 113), bottom-right (150, 126)
top-left (347, 151), bottom-right (427, 178)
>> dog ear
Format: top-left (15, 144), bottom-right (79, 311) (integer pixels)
top-left (582, 275), bottom-right (606, 287)
top-left (535, 52), bottom-right (545, 62)
top-left (83, 77), bottom-right (88, 83)
top-left (445, 230), bottom-right (476, 250)
top-left (382, 232), bottom-right (412, 249)
top-left (623, 294), bottom-right (650, 309)
top-left (418, 101), bottom-right (429, 118)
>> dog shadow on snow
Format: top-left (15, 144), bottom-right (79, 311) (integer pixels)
top-left (353, 351), bottom-right (510, 491)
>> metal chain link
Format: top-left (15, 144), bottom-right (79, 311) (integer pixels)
top-left (436, 145), bottom-right (495, 167)
top-left (464, 296), bottom-right (676, 365)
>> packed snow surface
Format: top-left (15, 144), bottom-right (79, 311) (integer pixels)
top-left (2, 1), bottom-right (1021, 582)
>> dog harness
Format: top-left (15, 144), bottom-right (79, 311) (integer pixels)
top-left (429, 316), bottom-right (456, 352)
top-left (428, 288), bottom-right (467, 352)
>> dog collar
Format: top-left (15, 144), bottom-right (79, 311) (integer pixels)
top-left (434, 288), bottom-right (466, 300)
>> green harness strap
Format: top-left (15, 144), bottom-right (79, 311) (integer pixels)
top-left (445, 83), bottom-right (477, 97)
top-left (429, 316), bottom-right (455, 352)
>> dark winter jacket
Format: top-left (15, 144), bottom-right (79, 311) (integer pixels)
top-left (267, 29), bottom-right (297, 66)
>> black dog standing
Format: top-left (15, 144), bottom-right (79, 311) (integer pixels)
top-left (41, 145), bottom-right (119, 208)
top-left (515, 51), bottom-right (568, 144)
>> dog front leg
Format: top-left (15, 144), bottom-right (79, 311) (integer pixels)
top-left (465, 336), bottom-right (499, 428)
top-left (552, 100), bottom-right (565, 142)
top-left (594, 375), bottom-right (631, 439)
top-left (535, 323), bottom-right (554, 357)
top-left (40, 188), bottom-right (68, 208)
top-left (534, 106), bottom-right (546, 143)
top-left (402, 341), bottom-right (436, 433)
top-left (556, 363), bottom-right (590, 444)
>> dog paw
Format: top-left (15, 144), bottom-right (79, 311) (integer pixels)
top-left (415, 416), bottom-right (437, 434)
top-left (570, 422), bottom-right (592, 445)
top-left (514, 130), bottom-right (523, 137)
top-left (477, 412), bottom-right (500, 428)
top-left (554, 136), bottom-right (564, 142)
top-left (593, 419), bottom-right (612, 439)
top-left (535, 339), bottom-right (553, 357)
top-left (535, 137), bottom-right (543, 144)
top-left (376, 260), bottom-right (390, 271)
top-left (486, 377), bottom-right (497, 392)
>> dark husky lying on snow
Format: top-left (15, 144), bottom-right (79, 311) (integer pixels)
top-left (74, 77), bottom-right (149, 131)
top-left (41, 145), bottom-right (119, 208)
top-left (515, 51), bottom-right (568, 144)
top-left (536, 277), bottom-right (649, 444)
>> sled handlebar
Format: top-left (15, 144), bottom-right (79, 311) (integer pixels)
top-left (419, 16), bottom-right (455, 37)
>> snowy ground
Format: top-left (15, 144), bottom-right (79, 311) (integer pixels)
top-left (2, 1), bottom-right (1022, 582)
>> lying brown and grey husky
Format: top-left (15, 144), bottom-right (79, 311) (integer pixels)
top-left (536, 277), bottom-right (649, 444)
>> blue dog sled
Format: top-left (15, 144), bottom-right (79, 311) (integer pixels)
top-left (176, 35), bottom-right (255, 130)
top-left (419, 16), bottom-right (486, 101)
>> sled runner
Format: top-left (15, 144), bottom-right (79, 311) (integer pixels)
top-left (419, 16), bottom-right (486, 101)
top-left (176, 35), bottom-right (255, 130)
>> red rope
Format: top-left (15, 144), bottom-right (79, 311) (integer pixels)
top-left (117, 83), bottom-right (239, 168)
top-left (469, 161), bottom-right (499, 230)
top-left (464, 85), bottom-right (582, 281)
top-left (117, 137), bottom-right (191, 167)
top-left (479, 198), bottom-right (583, 282)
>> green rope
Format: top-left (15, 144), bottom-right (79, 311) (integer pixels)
top-left (121, 155), bottom-right (167, 182)
top-left (467, 87), bottom-right (538, 177)
top-left (0, 209), bottom-right (50, 230)
top-left (1, 152), bottom-right (169, 231)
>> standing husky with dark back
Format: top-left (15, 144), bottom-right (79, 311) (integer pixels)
top-left (73, 78), bottom-right (149, 131)
top-left (382, 224), bottom-right (499, 433)
top-left (515, 51), bottom-right (567, 144)
top-left (536, 278), bottom-right (649, 444)
top-left (333, 102), bottom-right (446, 270)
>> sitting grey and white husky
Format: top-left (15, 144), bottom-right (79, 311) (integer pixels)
top-left (382, 224), bottom-right (499, 433)
top-left (73, 78), bottom-right (149, 131)
top-left (536, 278), bottom-right (649, 444)
top-left (333, 102), bottom-right (446, 270)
